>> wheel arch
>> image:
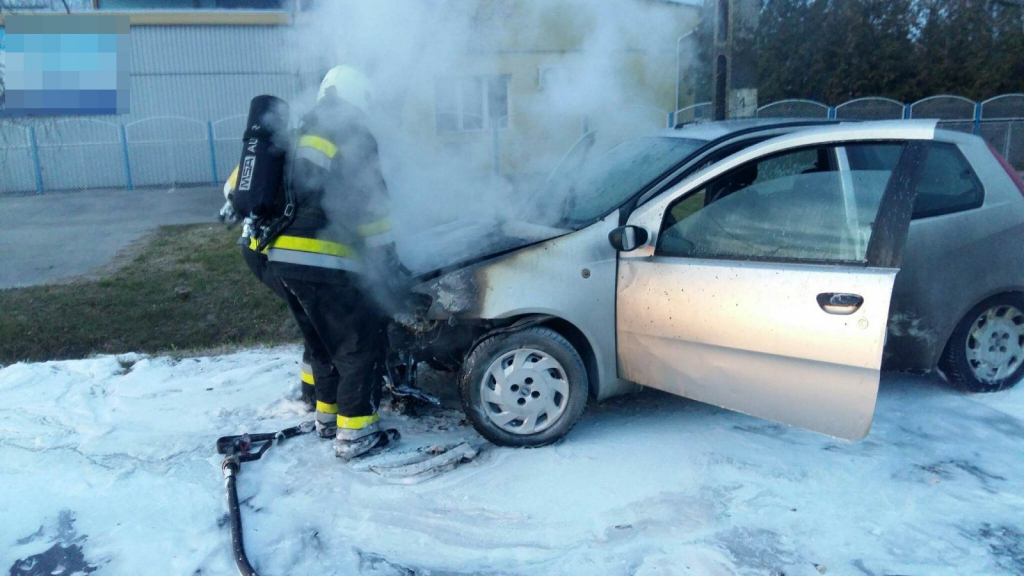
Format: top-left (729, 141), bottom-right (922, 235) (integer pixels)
top-left (466, 313), bottom-right (603, 399)
top-left (538, 316), bottom-right (601, 400)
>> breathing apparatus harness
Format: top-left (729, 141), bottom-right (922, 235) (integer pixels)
top-left (231, 95), bottom-right (295, 252)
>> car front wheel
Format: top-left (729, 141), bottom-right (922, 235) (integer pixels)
top-left (458, 326), bottom-right (588, 447)
top-left (940, 294), bottom-right (1024, 393)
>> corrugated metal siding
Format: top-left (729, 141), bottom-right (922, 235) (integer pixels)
top-left (127, 74), bottom-right (298, 119)
top-left (126, 25), bottom-right (299, 121)
top-left (130, 25), bottom-right (294, 74)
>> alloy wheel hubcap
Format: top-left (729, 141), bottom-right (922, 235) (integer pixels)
top-left (480, 348), bottom-right (569, 435)
top-left (965, 305), bottom-right (1024, 384)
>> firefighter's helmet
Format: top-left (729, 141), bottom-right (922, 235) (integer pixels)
top-left (318, 65), bottom-right (372, 115)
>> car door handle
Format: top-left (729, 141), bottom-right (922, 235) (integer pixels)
top-left (817, 293), bottom-right (864, 315)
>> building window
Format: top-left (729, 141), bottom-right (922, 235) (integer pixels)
top-left (436, 75), bottom-right (509, 134)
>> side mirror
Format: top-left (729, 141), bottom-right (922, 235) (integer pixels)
top-left (608, 225), bottom-right (650, 252)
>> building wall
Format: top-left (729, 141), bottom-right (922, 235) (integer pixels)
top-left (394, 0), bottom-right (700, 175)
top-left (1, 12), bottom-right (299, 124)
top-left (0, 3), bottom-right (697, 192)
top-left (0, 17), bottom-right (300, 192)
top-left (124, 24), bottom-right (297, 120)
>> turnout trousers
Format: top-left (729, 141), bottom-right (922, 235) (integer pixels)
top-left (240, 245), bottom-right (319, 406)
top-left (269, 265), bottom-right (388, 432)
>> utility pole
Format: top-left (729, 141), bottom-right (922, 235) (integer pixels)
top-left (709, 0), bottom-right (759, 120)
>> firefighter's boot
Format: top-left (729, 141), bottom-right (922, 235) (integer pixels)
top-left (334, 418), bottom-right (399, 460)
top-left (314, 403), bottom-right (338, 439)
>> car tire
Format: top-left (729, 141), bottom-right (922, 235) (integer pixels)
top-left (458, 326), bottom-right (589, 447)
top-left (939, 294), bottom-right (1024, 393)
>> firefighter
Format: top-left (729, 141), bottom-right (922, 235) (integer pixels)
top-left (264, 65), bottom-right (404, 460)
top-left (221, 165), bottom-right (319, 412)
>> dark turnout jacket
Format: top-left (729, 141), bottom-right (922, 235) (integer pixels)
top-left (265, 97), bottom-right (393, 280)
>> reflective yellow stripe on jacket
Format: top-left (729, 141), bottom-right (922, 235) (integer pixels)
top-left (272, 235), bottom-right (356, 258)
top-left (265, 134), bottom-right (364, 272)
top-left (294, 135), bottom-right (337, 169)
top-left (266, 235), bottom-right (361, 272)
top-left (356, 219), bottom-right (390, 237)
top-left (356, 218), bottom-right (394, 247)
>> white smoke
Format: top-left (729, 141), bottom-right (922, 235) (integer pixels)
top-left (287, 0), bottom-right (696, 275)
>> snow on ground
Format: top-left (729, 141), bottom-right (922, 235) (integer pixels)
top-left (1, 346), bottom-right (1022, 575)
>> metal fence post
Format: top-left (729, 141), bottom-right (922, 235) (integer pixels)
top-left (207, 120), bottom-right (219, 184)
top-left (28, 127), bottom-right (44, 195)
top-left (828, 107), bottom-right (836, 120)
top-left (973, 102), bottom-right (982, 135)
top-left (120, 124), bottom-right (133, 191)
top-left (903, 104), bottom-right (912, 119)
top-left (1004, 123), bottom-right (1013, 160)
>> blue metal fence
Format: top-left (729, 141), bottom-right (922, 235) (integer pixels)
top-left (4, 93), bottom-right (1023, 196)
top-left (675, 93), bottom-right (1024, 171)
top-left (0, 115), bottom-right (231, 194)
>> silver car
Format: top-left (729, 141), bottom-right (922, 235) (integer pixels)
top-left (391, 119), bottom-right (1024, 447)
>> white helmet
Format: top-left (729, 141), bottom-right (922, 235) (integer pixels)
top-left (318, 65), bottom-right (372, 115)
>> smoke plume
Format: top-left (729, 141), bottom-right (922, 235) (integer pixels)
top-left (287, 0), bottom-right (695, 279)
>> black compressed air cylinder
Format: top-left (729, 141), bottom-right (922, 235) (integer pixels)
top-left (232, 95), bottom-right (290, 219)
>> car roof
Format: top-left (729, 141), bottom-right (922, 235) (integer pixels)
top-left (660, 118), bottom-right (822, 141)
top-left (661, 118), bottom-right (940, 143)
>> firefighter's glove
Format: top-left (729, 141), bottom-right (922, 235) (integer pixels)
top-left (373, 245), bottom-right (415, 311)
top-left (383, 257), bottom-right (414, 296)
top-left (218, 199), bottom-right (241, 227)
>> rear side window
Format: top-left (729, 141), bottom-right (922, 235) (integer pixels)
top-left (845, 141), bottom-right (983, 220)
top-left (912, 143), bottom-right (984, 219)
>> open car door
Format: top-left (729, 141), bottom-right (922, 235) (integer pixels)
top-left (616, 132), bottom-right (929, 440)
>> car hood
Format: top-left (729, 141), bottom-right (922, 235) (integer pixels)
top-left (397, 217), bottom-right (571, 276)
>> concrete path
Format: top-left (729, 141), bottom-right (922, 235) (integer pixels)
top-left (0, 187), bottom-right (223, 289)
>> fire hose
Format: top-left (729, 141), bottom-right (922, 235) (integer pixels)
top-left (216, 422), bottom-right (314, 576)
top-left (213, 384), bottom-right (477, 574)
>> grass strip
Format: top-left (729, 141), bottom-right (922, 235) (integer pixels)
top-left (0, 224), bottom-right (298, 364)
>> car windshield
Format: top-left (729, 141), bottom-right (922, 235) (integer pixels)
top-left (537, 135), bottom-right (707, 228)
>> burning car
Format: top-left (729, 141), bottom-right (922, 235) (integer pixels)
top-left (389, 119), bottom-right (1024, 447)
